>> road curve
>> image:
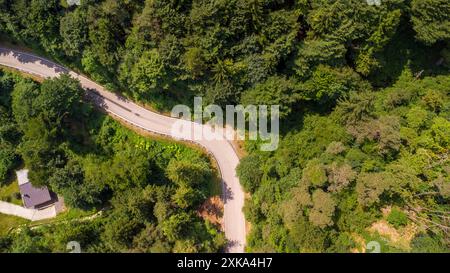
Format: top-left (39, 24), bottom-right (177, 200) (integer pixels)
top-left (0, 48), bottom-right (246, 253)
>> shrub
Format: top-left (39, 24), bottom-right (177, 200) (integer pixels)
top-left (387, 208), bottom-right (408, 228)
top-left (236, 154), bottom-right (263, 193)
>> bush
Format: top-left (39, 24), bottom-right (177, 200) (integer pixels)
top-left (236, 154), bottom-right (263, 193)
top-left (0, 144), bottom-right (18, 183)
top-left (13, 192), bottom-right (21, 200)
top-left (387, 208), bottom-right (408, 228)
top-left (411, 233), bottom-right (448, 253)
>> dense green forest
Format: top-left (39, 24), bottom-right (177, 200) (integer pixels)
top-left (1, 0), bottom-right (446, 109)
top-left (0, 0), bottom-right (449, 252)
top-left (239, 71), bottom-right (450, 252)
top-left (0, 71), bottom-right (224, 252)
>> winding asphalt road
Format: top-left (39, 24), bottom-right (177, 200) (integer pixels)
top-left (0, 47), bottom-right (246, 253)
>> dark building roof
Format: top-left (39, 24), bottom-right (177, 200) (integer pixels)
top-left (19, 182), bottom-right (52, 209)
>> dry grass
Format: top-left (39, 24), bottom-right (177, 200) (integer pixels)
top-left (231, 139), bottom-right (247, 159)
top-left (368, 220), bottom-right (419, 251)
top-left (197, 196), bottom-right (224, 229)
top-left (351, 206), bottom-right (420, 252)
top-left (350, 233), bottom-right (367, 253)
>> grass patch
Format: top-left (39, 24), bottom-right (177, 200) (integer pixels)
top-left (387, 208), bottom-right (408, 228)
top-left (0, 179), bottom-right (22, 206)
top-left (0, 213), bottom-right (29, 236)
top-left (30, 208), bottom-right (96, 227)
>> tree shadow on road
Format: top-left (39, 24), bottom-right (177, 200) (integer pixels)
top-left (221, 180), bottom-right (234, 204)
top-left (0, 48), bottom-right (68, 74)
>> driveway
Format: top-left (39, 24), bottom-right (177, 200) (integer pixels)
top-left (0, 201), bottom-right (56, 221)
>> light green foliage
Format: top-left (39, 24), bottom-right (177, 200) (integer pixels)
top-left (411, 233), bottom-right (449, 253)
top-left (299, 65), bottom-right (365, 104)
top-left (161, 212), bottom-right (192, 242)
top-left (166, 156), bottom-right (212, 188)
top-left (172, 186), bottom-right (201, 209)
top-left (9, 228), bottom-right (49, 253)
top-left (422, 89), bottom-right (446, 112)
top-left (406, 106), bottom-right (430, 130)
top-left (325, 141), bottom-right (347, 155)
top-left (430, 117), bottom-right (450, 149)
top-left (302, 159), bottom-right (327, 187)
top-left (107, 148), bottom-right (152, 191)
top-left (130, 49), bottom-right (166, 96)
top-left (336, 192), bottom-right (379, 233)
top-left (433, 176), bottom-right (450, 198)
top-left (11, 80), bottom-right (40, 128)
top-left (270, 114), bottom-right (349, 177)
top-left (387, 207), bottom-right (408, 228)
top-left (241, 73), bottom-right (450, 252)
top-left (285, 214), bottom-right (328, 253)
top-left (294, 39), bottom-right (346, 78)
top-left (236, 154), bottom-right (263, 193)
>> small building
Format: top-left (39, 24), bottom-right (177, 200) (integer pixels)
top-left (16, 169), bottom-right (52, 209)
